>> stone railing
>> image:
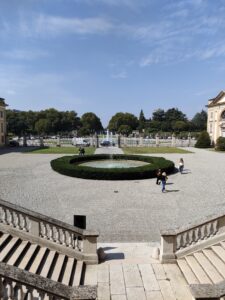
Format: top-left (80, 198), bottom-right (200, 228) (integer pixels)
top-left (0, 262), bottom-right (97, 300)
top-left (190, 280), bottom-right (225, 300)
top-left (160, 212), bottom-right (225, 263)
top-left (0, 199), bottom-right (99, 264)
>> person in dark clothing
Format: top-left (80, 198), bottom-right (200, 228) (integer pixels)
top-left (156, 169), bottom-right (162, 185)
top-left (81, 147), bottom-right (85, 155)
top-left (161, 172), bottom-right (168, 192)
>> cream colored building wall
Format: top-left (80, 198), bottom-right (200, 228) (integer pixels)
top-left (0, 106), bottom-right (6, 146)
top-left (207, 96), bottom-right (225, 143)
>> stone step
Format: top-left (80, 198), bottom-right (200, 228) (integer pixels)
top-left (50, 254), bottom-right (66, 282)
top-left (17, 244), bottom-right (39, 270)
top-left (6, 240), bottom-right (29, 266)
top-left (185, 255), bottom-right (212, 284)
top-left (0, 236), bottom-right (20, 261)
top-left (28, 247), bottom-right (47, 274)
top-left (61, 257), bottom-right (75, 286)
top-left (203, 248), bottom-right (225, 278)
top-left (177, 259), bottom-right (199, 284)
top-left (72, 261), bottom-right (84, 286)
top-left (212, 244), bottom-right (225, 263)
top-left (40, 250), bottom-right (56, 278)
top-left (193, 252), bottom-right (223, 283)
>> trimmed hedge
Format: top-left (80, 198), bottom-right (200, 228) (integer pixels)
top-left (216, 137), bottom-right (225, 151)
top-left (195, 131), bottom-right (211, 148)
top-left (51, 154), bottom-right (175, 180)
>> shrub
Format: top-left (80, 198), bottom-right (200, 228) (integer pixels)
top-left (216, 137), bottom-right (225, 151)
top-left (51, 154), bottom-right (175, 180)
top-left (195, 131), bottom-right (211, 148)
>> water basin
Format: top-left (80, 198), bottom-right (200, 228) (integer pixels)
top-left (79, 159), bottom-right (150, 169)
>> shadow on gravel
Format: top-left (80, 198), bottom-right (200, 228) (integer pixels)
top-left (165, 189), bottom-right (180, 193)
top-left (0, 146), bottom-right (39, 155)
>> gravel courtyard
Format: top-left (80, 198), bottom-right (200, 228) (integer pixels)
top-left (0, 147), bottom-right (224, 242)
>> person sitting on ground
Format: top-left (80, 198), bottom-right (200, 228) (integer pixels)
top-left (161, 172), bottom-right (168, 193)
top-left (179, 158), bottom-right (184, 174)
top-left (156, 169), bottom-right (162, 185)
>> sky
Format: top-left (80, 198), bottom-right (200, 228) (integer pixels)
top-left (1, 0), bottom-right (225, 126)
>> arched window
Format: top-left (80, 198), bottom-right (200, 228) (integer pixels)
top-left (221, 110), bottom-right (225, 120)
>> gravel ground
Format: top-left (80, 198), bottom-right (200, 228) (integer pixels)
top-left (0, 147), bottom-right (224, 242)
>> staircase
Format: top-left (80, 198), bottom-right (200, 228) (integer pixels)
top-left (178, 242), bottom-right (225, 285)
top-left (0, 232), bottom-right (85, 287)
top-left (0, 198), bottom-right (99, 299)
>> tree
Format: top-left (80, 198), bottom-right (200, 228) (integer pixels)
top-left (195, 131), bottom-right (211, 148)
top-left (108, 112), bottom-right (138, 132)
top-left (118, 125), bottom-right (132, 136)
top-left (80, 112), bottom-right (103, 134)
top-left (138, 109), bottom-right (146, 131)
top-left (216, 137), bottom-right (225, 151)
top-left (191, 110), bottom-right (207, 131)
top-left (172, 120), bottom-right (188, 132)
top-left (152, 109), bottom-right (165, 122)
top-left (35, 119), bottom-right (50, 135)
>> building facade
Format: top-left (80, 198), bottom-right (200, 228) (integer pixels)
top-left (207, 91), bottom-right (225, 143)
top-left (0, 98), bottom-right (7, 146)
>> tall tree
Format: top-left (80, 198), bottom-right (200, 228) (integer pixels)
top-left (191, 110), bottom-right (207, 131)
top-left (138, 109), bottom-right (146, 131)
top-left (108, 112), bottom-right (138, 132)
top-left (81, 112), bottom-right (103, 134)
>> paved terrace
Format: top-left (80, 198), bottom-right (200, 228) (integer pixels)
top-left (0, 147), bottom-right (224, 242)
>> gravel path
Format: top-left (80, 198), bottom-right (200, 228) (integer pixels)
top-left (0, 147), bottom-right (224, 242)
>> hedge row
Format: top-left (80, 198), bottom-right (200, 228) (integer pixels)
top-left (51, 154), bottom-right (175, 180)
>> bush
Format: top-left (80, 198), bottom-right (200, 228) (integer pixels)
top-left (51, 154), bottom-right (175, 180)
top-left (216, 137), bottom-right (225, 151)
top-left (195, 131), bottom-right (211, 148)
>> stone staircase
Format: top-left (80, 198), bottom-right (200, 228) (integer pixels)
top-left (178, 242), bottom-right (225, 285)
top-left (0, 198), bottom-right (99, 299)
top-left (0, 232), bottom-right (85, 287)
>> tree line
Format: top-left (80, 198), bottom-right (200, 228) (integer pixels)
top-left (6, 107), bottom-right (207, 137)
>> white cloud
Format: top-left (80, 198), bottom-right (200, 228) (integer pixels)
top-left (33, 14), bottom-right (113, 36)
top-left (1, 49), bottom-right (49, 60)
top-left (111, 71), bottom-right (127, 79)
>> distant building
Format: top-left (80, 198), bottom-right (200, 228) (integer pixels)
top-left (0, 98), bottom-right (8, 146)
top-left (207, 91), bottom-right (225, 143)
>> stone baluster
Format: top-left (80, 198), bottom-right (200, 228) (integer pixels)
top-left (6, 280), bottom-right (13, 300)
top-left (14, 283), bottom-right (24, 300)
top-left (0, 276), bottom-right (4, 299)
top-left (26, 288), bottom-right (34, 300)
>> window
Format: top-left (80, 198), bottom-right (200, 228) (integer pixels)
top-left (1, 136), bottom-right (4, 144)
top-left (0, 111), bottom-right (3, 118)
top-left (221, 110), bottom-right (225, 120)
top-left (211, 112), bottom-right (213, 119)
top-left (210, 123), bottom-right (213, 133)
top-left (1, 123), bottom-right (3, 133)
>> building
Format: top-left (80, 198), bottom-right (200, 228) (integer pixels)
top-left (0, 97), bottom-right (7, 146)
top-left (207, 90), bottom-right (225, 143)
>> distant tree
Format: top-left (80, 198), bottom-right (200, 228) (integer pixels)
top-left (81, 112), bottom-right (103, 134)
top-left (35, 119), bottom-right (50, 135)
top-left (195, 131), bottom-right (211, 148)
top-left (6, 110), bottom-right (29, 136)
top-left (152, 109), bottom-right (165, 122)
top-left (191, 110), bottom-right (207, 131)
top-left (108, 112), bottom-right (138, 132)
top-left (138, 109), bottom-right (146, 131)
top-left (118, 125), bottom-right (132, 136)
top-left (172, 120), bottom-right (188, 132)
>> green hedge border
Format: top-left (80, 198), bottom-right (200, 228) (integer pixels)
top-left (51, 154), bottom-right (175, 180)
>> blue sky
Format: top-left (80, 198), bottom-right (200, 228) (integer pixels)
top-left (1, 0), bottom-right (225, 126)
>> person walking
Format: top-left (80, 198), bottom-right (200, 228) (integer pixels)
top-left (179, 158), bottom-right (184, 174)
top-left (156, 169), bottom-right (162, 185)
top-left (161, 172), bottom-right (168, 192)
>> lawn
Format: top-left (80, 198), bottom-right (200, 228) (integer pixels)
top-left (27, 146), bottom-right (96, 154)
top-left (123, 147), bottom-right (193, 154)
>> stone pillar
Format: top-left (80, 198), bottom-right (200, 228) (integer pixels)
top-left (156, 133), bottom-right (159, 147)
top-left (172, 133), bottom-right (176, 147)
top-left (23, 135), bottom-right (27, 147)
top-left (96, 134), bottom-right (99, 148)
top-left (56, 136), bottom-right (61, 147)
top-left (40, 137), bottom-right (44, 148)
top-left (83, 236), bottom-right (98, 264)
top-left (188, 132), bottom-right (191, 147)
top-left (160, 235), bottom-right (176, 263)
top-left (140, 137), bottom-right (143, 146)
top-left (118, 134), bottom-right (121, 148)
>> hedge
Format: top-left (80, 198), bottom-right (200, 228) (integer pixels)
top-left (51, 154), bottom-right (175, 180)
top-left (195, 131), bottom-right (211, 148)
top-left (216, 137), bottom-right (225, 151)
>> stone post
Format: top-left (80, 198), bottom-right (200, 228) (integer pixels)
top-left (29, 218), bottom-right (40, 237)
top-left (83, 236), bottom-right (98, 264)
top-left (40, 137), bottom-right (44, 148)
top-left (96, 134), bottom-right (99, 148)
top-left (56, 136), bottom-right (61, 147)
top-left (172, 133), bottom-right (176, 147)
top-left (160, 234), bottom-right (176, 263)
top-left (140, 137), bottom-right (143, 146)
top-left (23, 135), bottom-right (27, 147)
top-left (188, 132), bottom-right (191, 147)
top-left (118, 134), bottom-right (121, 148)
top-left (155, 133), bottom-right (159, 147)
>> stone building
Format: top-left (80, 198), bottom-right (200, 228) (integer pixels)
top-left (0, 97), bottom-right (7, 146)
top-left (207, 90), bottom-right (225, 143)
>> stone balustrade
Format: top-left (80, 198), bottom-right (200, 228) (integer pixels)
top-left (0, 262), bottom-right (97, 300)
top-left (0, 199), bottom-right (99, 264)
top-left (160, 212), bottom-right (225, 263)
